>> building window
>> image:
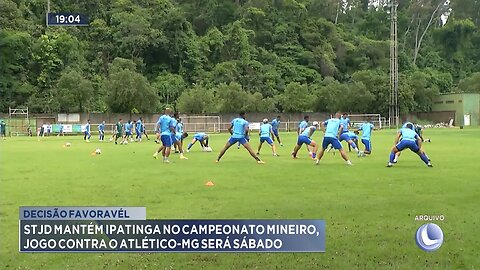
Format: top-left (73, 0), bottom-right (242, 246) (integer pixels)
top-left (458, 100), bottom-right (463, 103)
top-left (446, 100), bottom-right (454, 104)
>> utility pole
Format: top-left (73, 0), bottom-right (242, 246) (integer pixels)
top-left (389, 0), bottom-right (399, 128)
top-left (46, 0), bottom-right (50, 27)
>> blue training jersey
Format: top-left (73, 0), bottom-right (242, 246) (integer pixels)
top-left (158, 115), bottom-right (174, 136)
top-left (260, 123), bottom-right (272, 137)
top-left (194, 132), bottom-right (206, 140)
top-left (324, 118), bottom-right (342, 138)
top-left (340, 117), bottom-right (350, 132)
top-left (85, 123), bottom-right (90, 132)
top-left (98, 123), bottom-right (105, 131)
top-left (400, 128), bottom-right (418, 141)
top-left (300, 126), bottom-right (316, 137)
top-left (171, 118), bottom-right (178, 134)
top-left (136, 120), bottom-right (142, 131)
top-left (271, 119), bottom-right (280, 130)
top-left (359, 122), bottom-right (374, 140)
top-left (298, 120), bottom-right (308, 132)
top-left (176, 122), bottom-right (183, 134)
top-left (231, 118), bottom-right (248, 139)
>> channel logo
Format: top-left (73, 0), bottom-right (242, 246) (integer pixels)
top-left (415, 223), bottom-right (444, 252)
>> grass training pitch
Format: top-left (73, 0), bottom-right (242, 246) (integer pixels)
top-left (1, 128), bottom-right (479, 269)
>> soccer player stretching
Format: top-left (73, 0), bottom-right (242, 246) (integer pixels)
top-left (187, 133), bottom-right (209, 152)
top-left (357, 121), bottom-right (374, 155)
top-left (171, 112), bottom-right (188, 159)
top-left (339, 113), bottom-right (362, 156)
top-left (291, 121), bottom-right (319, 159)
top-left (315, 113), bottom-right (352, 166)
top-left (257, 119), bottom-right (279, 156)
top-left (153, 108), bottom-right (176, 163)
top-left (387, 123), bottom-right (432, 167)
top-left (216, 112), bottom-right (264, 164)
top-left (271, 116), bottom-right (283, 146)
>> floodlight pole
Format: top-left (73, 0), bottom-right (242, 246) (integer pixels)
top-left (389, 0), bottom-right (399, 128)
top-left (46, 0), bottom-right (50, 27)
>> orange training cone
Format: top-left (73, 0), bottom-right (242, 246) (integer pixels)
top-left (205, 181), bottom-right (215, 187)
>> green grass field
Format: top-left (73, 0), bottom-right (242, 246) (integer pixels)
top-left (1, 128), bottom-right (479, 269)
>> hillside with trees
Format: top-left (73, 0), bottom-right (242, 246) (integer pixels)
top-left (1, 0), bottom-right (479, 115)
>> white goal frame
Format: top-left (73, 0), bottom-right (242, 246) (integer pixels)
top-left (180, 116), bottom-right (221, 133)
top-left (348, 114), bottom-right (387, 129)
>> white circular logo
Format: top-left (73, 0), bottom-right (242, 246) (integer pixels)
top-left (415, 223), bottom-right (443, 252)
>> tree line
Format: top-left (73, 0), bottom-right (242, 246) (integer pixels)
top-left (1, 0), bottom-right (480, 115)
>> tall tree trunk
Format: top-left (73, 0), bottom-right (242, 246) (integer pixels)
top-left (413, 0), bottom-right (446, 66)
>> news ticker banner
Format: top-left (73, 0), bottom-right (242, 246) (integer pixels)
top-left (19, 207), bottom-right (325, 253)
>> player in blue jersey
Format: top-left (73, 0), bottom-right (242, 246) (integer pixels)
top-left (216, 112), bottom-right (264, 164)
top-left (57, 123), bottom-right (64, 137)
top-left (121, 120), bottom-right (133, 144)
top-left (315, 113), bottom-right (352, 166)
top-left (297, 115), bottom-right (309, 134)
top-left (394, 121), bottom-right (430, 163)
top-left (357, 122), bottom-right (374, 155)
top-left (271, 116), bottom-right (283, 146)
top-left (187, 132), bottom-right (210, 152)
top-left (142, 119), bottom-right (149, 140)
top-left (83, 119), bottom-right (91, 142)
top-left (291, 121), bottom-right (320, 159)
top-left (152, 108), bottom-right (176, 163)
top-left (257, 119), bottom-right (279, 156)
top-left (297, 115), bottom-right (314, 156)
top-left (338, 113), bottom-right (362, 156)
top-left (387, 123), bottom-right (432, 167)
top-left (135, 118), bottom-right (143, 142)
top-left (98, 121), bottom-right (105, 141)
top-left (171, 112), bottom-right (188, 159)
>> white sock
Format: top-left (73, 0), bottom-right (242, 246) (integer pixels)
top-left (346, 160), bottom-right (352, 165)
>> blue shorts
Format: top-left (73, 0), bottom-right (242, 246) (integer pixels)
top-left (272, 129), bottom-right (279, 137)
top-left (161, 134), bottom-right (173, 147)
top-left (229, 137), bottom-right (247, 145)
top-left (84, 131), bottom-right (90, 135)
top-left (125, 131), bottom-right (132, 136)
top-left (339, 133), bottom-right (350, 142)
top-left (322, 137), bottom-right (342, 150)
top-left (297, 135), bottom-right (312, 146)
top-left (362, 139), bottom-right (371, 152)
top-left (260, 137), bottom-right (274, 145)
top-left (171, 134), bottom-right (177, 143)
top-left (395, 140), bottom-right (419, 152)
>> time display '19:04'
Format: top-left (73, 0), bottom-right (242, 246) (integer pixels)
top-left (47, 13), bottom-right (89, 26)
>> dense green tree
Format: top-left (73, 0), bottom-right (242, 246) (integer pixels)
top-left (279, 82), bottom-right (312, 112)
top-left (54, 69), bottom-right (94, 113)
top-left (176, 86), bottom-right (216, 113)
top-left (0, 0), bottom-right (478, 114)
top-left (104, 58), bottom-right (158, 113)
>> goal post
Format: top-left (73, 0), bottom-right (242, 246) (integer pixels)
top-left (8, 107), bottom-right (32, 136)
top-left (179, 116), bottom-right (221, 133)
top-left (348, 114), bottom-right (388, 129)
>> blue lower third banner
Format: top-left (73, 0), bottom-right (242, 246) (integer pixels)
top-left (20, 220), bottom-right (325, 252)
